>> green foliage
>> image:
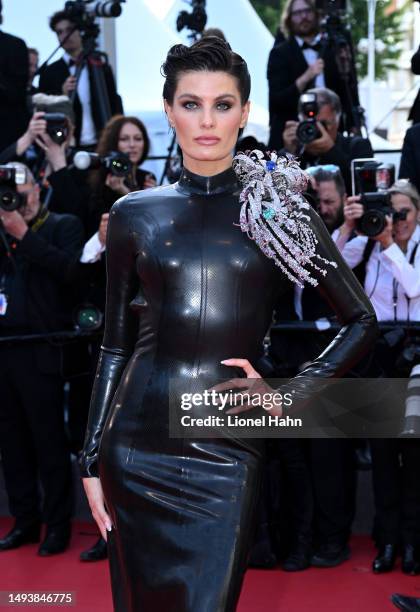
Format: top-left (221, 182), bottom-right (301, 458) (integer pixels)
top-left (249, 0), bottom-right (281, 35)
top-left (249, 0), bottom-right (407, 80)
top-left (349, 0), bottom-right (407, 80)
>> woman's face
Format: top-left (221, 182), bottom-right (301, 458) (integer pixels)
top-left (164, 70), bottom-right (250, 175)
top-left (118, 122), bottom-right (145, 165)
top-left (391, 193), bottom-right (419, 245)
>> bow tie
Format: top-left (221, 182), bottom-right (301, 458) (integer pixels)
top-left (301, 41), bottom-right (321, 52)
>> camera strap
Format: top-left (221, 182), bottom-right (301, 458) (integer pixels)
top-left (392, 241), bottom-right (419, 322)
top-left (30, 206), bottom-right (50, 234)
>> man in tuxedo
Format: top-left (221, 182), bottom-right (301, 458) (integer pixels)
top-left (0, 163), bottom-right (84, 556)
top-left (39, 10), bottom-right (123, 148)
top-left (399, 124), bottom-right (420, 194)
top-left (267, 0), bottom-right (359, 150)
top-left (0, 0), bottom-right (29, 150)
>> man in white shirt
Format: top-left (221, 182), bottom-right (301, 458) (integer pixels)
top-left (39, 10), bottom-right (123, 148)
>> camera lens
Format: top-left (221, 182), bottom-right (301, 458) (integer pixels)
top-left (93, 1), bottom-right (122, 17)
top-left (296, 120), bottom-right (321, 145)
top-left (357, 210), bottom-right (386, 237)
top-left (0, 187), bottom-right (20, 212)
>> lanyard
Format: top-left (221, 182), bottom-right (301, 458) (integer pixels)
top-left (392, 241), bottom-right (419, 322)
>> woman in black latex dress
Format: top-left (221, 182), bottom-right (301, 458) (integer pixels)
top-left (80, 38), bottom-right (378, 612)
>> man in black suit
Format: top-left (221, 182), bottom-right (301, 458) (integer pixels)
top-left (0, 0), bottom-right (29, 151)
top-left (267, 0), bottom-right (359, 150)
top-left (399, 124), bottom-right (420, 194)
top-left (408, 46), bottom-right (420, 125)
top-left (282, 87), bottom-right (373, 193)
top-left (0, 162), bottom-right (84, 556)
top-left (39, 10), bottom-right (123, 148)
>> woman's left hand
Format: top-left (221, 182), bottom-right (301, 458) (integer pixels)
top-left (211, 358), bottom-right (282, 417)
top-left (105, 174), bottom-right (130, 195)
top-left (143, 173), bottom-right (156, 189)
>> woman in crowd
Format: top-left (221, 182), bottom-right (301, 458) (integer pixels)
top-left (335, 179), bottom-right (420, 576)
top-left (80, 37), bottom-right (377, 611)
top-left (87, 114), bottom-right (156, 237)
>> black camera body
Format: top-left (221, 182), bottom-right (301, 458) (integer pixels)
top-left (297, 93), bottom-right (322, 145)
top-left (43, 112), bottom-right (69, 145)
top-left (353, 160), bottom-right (397, 237)
top-left (73, 150), bottom-right (132, 177)
top-left (0, 166), bottom-right (26, 212)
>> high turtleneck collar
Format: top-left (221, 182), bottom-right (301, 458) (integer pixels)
top-left (176, 166), bottom-right (240, 196)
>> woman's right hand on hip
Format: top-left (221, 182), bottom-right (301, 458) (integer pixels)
top-left (82, 477), bottom-right (113, 541)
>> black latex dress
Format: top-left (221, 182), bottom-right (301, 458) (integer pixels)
top-left (80, 166), bottom-right (378, 612)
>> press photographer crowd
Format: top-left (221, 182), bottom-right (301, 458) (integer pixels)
top-left (1, 0), bottom-right (420, 606)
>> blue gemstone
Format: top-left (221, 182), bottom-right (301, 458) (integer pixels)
top-left (266, 160), bottom-right (276, 172)
top-left (263, 208), bottom-right (275, 220)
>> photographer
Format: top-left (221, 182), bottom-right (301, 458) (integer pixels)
top-left (39, 10), bottom-right (123, 148)
top-left (267, 0), bottom-right (360, 150)
top-left (335, 179), bottom-right (420, 575)
top-left (282, 87), bottom-right (373, 192)
top-left (0, 162), bottom-right (84, 556)
top-left (0, 94), bottom-right (91, 228)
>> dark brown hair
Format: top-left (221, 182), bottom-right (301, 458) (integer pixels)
top-left (49, 10), bottom-right (78, 32)
top-left (161, 36), bottom-right (250, 105)
top-left (89, 115), bottom-right (150, 192)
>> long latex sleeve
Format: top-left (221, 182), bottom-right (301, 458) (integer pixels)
top-left (281, 206), bottom-right (379, 410)
top-left (79, 199), bottom-right (138, 477)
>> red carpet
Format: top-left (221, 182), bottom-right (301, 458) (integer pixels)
top-left (0, 517), bottom-right (418, 611)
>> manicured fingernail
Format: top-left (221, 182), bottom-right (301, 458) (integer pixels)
top-left (106, 524), bottom-right (112, 532)
top-left (220, 360), bottom-right (228, 364)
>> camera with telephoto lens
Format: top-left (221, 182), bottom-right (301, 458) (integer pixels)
top-left (176, 1), bottom-right (207, 35)
top-left (296, 93), bottom-right (323, 145)
top-left (353, 160), bottom-right (397, 237)
top-left (64, 0), bottom-right (125, 19)
top-left (73, 150), bottom-right (132, 177)
top-left (0, 165), bottom-right (27, 212)
top-left (43, 113), bottom-right (69, 145)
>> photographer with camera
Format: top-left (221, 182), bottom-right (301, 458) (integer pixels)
top-left (335, 179), bottom-right (420, 575)
top-left (0, 94), bottom-right (91, 228)
top-left (267, 0), bottom-right (360, 151)
top-left (39, 9), bottom-right (123, 149)
top-left (0, 162), bottom-right (84, 556)
top-left (282, 87), bottom-right (373, 192)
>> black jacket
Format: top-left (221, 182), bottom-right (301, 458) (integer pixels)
top-left (267, 36), bottom-right (360, 150)
top-left (0, 210), bottom-right (84, 337)
top-left (38, 56), bottom-right (123, 145)
top-left (408, 46), bottom-right (420, 124)
top-left (399, 123), bottom-right (420, 193)
top-left (0, 31), bottom-right (29, 150)
top-left (298, 133), bottom-right (374, 193)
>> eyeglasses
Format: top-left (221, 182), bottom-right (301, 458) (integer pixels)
top-left (306, 165), bottom-right (341, 175)
top-left (290, 7), bottom-right (315, 18)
